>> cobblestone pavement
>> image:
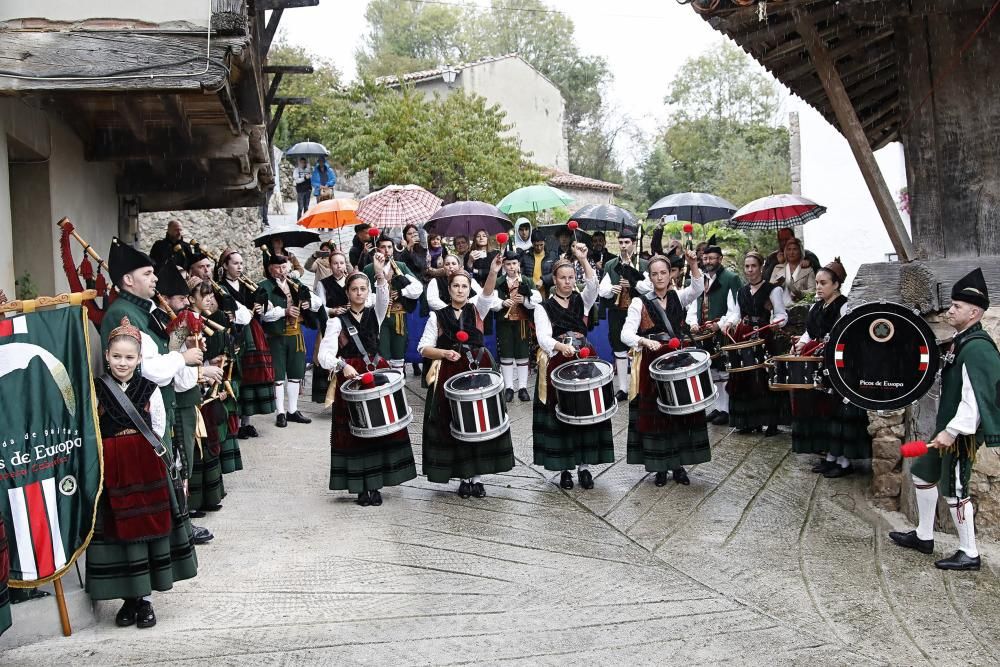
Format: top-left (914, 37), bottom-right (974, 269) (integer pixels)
top-left (4, 375), bottom-right (1000, 666)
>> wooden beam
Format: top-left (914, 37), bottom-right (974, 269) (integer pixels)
top-left (270, 97), bottom-right (311, 105)
top-left (217, 80), bottom-right (243, 136)
top-left (262, 65), bottom-right (314, 74)
top-left (88, 129), bottom-right (250, 161)
top-left (114, 98), bottom-right (147, 143)
top-left (266, 72), bottom-right (284, 105)
top-left (158, 95), bottom-right (193, 144)
top-left (255, 0), bottom-right (319, 9)
top-left (260, 8), bottom-right (283, 57)
top-left (268, 101), bottom-right (287, 142)
top-left (780, 29), bottom-right (894, 83)
top-left (794, 9), bottom-right (915, 262)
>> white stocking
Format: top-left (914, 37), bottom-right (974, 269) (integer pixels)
top-left (614, 352), bottom-right (629, 392)
top-left (500, 359), bottom-right (514, 389)
top-left (714, 381), bottom-right (729, 412)
top-left (578, 463), bottom-right (590, 472)
top-left (516, 360), bottom-right (529, 389)
top-left (948, 465), bottom-right (978, 557)
top-left (389, 359), bottom-right (405, 373)
top-left (471, 475), bottom-right (482, 484)
top-left (287, 380), bottom-right (300, 414)
top-left (274, 382), bottom-right (286, 415)
top-left (912, 476), bottom-right (938, 541)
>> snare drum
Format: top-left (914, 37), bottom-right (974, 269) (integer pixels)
top-left (340, 370), bottom-right (413, 437)
top-left (649, 349), bottom-right (717, 415)
top-left (688, 330), bottom-right (722, 359)
top-left (443, 370), bottom-right (510, 442)
top-left (550, 359), bottom-right (618, 425)
top-left (721, 338), bottom-right (768, 373)
top-left (767, 355), bottom-right (823, 391)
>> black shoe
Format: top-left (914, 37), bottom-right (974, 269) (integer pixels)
top-left (204, 504), bottom-right (223, 512)
top-left (287, 410), bottom-right (312, 424)
top-left (560, 471), bottom-right (574, 490)
top-left (412, 363), bottom-right (422, 377)
top-left (356, 490), bottom-right (371, 506)
top-left (673, 468), bottom-right (690, 485)
top-left (518, 388), bottom-right (531, 402)
top-left (471, 482), bottom-right (486, 498)
top-left (237, 426), bottom-right (251, 440)
top-left (275, 413), bottom-right (287, 428)
top-left (458, 481), bottom-right (472, 499)
top-left (115, 598), bottom-right (138, 627)
top-left (615, 390), bottom-right (628, 403)
top-left (135, 600), bottom-right (156, 629)
top-left (737, 427), bottom-right (755, 434)
top-left (579, 469), bottom-right (594, 490)
top-left (706, 409), bottom-right (720, 421)
top-left (505, 388), bottom-right (514, 403)
top-left (811, 459), bottom-right (836, 473)
top-left (888, 530), bottom-right (934, 555)
top-left (711, 411), bottom-right (730, 425)
top-left (245, 425), bottom-right (259, 438)
top-left (654, 471), bottom-right (668, 487)
top-left (191, 525), bottom-right (214, 545)
top-left (935, 550), bottom-right (981, 571)
top-left (189, 510), bottom-right (207, 519)
top-left (765, 424), bottom-right (779, 437)
top-left (370, 489), bottom-right (383, 506)
top-left (824, 463), bottom-right (854, 478)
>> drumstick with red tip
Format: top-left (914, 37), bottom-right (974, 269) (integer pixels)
top-left (496, 232), bottom-right (509, 250)
top-left (901, 441), bottom-right (929, 458)
top-left (578, 347), bottom-right (591, 359)
top-left (455, 330), bottom-right (469, 354)
top-left (567, 219), bottom-right (579, 244)
top-left (361, 371), bottom-right (376, 388)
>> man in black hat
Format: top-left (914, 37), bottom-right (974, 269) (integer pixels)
top-left (492, 250), bottom-right (542, 402)
top-left (599, 229), bottom-right (650, 401)
top-left (891, 268), bottom-right (999, 571)
top-left (148, 220), bottom-right (192, 271)
top-left (349, 223), bottom-right (373, 268)
top-left (685, 235), bottom-right (742, 425)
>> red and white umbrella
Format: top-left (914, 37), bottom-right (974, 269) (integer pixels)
top-left (728, 194), bottom-right (827, 230)
top-left (356, 184), bottom-right (442, 229)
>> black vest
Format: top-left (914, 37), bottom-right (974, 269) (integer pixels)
top-left (737, 282), bottom-right (780, 326)
top-left (805, 294), bottom-right (848, 340)
top-left (320, 275), bottom-right (350, 309)
top-left (338, 309), bottom-right (380, 359)
top-left (640, 291), bottom-right (683, 335)
top-left (96, 375), bottom-right (157, 435)
top-left (542, 292), bottom-right (587, 337)
top-left (435, 303), bottom-right (485, 348)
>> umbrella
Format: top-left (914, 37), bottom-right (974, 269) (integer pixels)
top-left (568, 204), bottom-right (639, 233)
top-left (647, 191), bottom-right (737, 224)
top-left (356, 185), bottom-right (442, 229)
top-left (533, 223), bottom-right (593, 246)
top-left (285, 141), bottom-right (330, 159)
top-left (497, 185), bottom-right (573, 214)
top-left (728, 194), bottom-right (827, 230)
top-left (297, 198), bottom-right (359, 229)
top-left (424, 201), bottom-right (512, 237)
top-left (254, 225), bottom-right (321, 250)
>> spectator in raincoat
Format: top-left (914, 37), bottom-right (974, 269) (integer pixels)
top-left (311, 157), bottom-right (336, 198)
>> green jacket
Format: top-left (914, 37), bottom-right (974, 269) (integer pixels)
top-left (601, 255), bottom-right (648, 306)
top-left (694, 266), bottom-right (742, 322)
top-left (101, 290), bottom-right (176, 411)
top-left (258, 277), bottom-right (309, 336)
top-left (936, 323), bottom-right (1000, 446)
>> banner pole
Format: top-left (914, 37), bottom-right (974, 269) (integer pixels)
top-left (52, 577), bottom-right (72, 637)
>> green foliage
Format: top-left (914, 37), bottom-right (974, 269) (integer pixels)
top-left (268, 44), bottom-right (343, 149)
top-left (15, 271), bottom-right (38, 301)
top-left (355, 0), bottom-right (619, 181)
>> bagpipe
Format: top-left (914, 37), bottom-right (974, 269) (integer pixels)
top-left (57, 217), bottom-right (114, 327)
top-left (615, 258), bottom-right (645, 310)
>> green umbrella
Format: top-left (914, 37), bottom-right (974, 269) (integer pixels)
top-left (497, 185), bottom-right (573, 214)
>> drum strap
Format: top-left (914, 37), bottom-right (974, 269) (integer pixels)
top-left (340, 315), bottom-right (376, 368)
top-left (644, 296), bottom-right (677, 340)
top-left (464, 346), bottom-right (487, 369)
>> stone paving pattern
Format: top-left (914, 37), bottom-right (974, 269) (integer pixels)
top-left (3, 375), bottom-right (1000, 665)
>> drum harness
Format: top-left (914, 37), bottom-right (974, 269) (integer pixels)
top-left (340, 314), bottom-right (383, 372)
top-left (644, 294), bottom-right (677, 342)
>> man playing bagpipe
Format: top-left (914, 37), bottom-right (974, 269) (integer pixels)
top-left (259, 251), bottom-right (319, 427)
top-left (599, 229), bottom-right (651, 402)
top-left (363, 234), bottom-right (424, 378)
top-left (491, 250), bottom-right (542, 402)
top-left (685, 236), bottom-right (742, 425)
top-left (891, 269), bottom-right (999, 571)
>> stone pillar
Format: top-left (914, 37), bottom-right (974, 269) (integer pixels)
top-left (867, 409), bottom-right (905, 511)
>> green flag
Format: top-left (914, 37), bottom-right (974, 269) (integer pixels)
top-left (0, 306), bottom-right (103, 591)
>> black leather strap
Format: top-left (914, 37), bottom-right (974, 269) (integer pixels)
top-left (97, 375), bottom-right (175, 475)
top-left (644, 294), bottom-right (677, 339)
top-left (339, 314), bottom-right (375, 368)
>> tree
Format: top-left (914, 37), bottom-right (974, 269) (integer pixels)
top-left (268, 43), bottom-right (344, 149)
top-left (355, 1), bottom-right (472, 77)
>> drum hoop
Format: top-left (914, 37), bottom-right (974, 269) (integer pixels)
top-left (449, 419), bottom-right (510, 442)
top-left (349, 411), bottom-right (413, 438)
top-left (444, 370), bottom-right (504, 401)
top-left (550, 359), bottom-right (614, 392)
top-left (728, 363), bottom-right (767, 373)
top-left (555, 402), bottom-right (618, 425)
top-left (650, 349), bottom-right (711, 381)
top-left (771, 355), bottom-right (823, 362)
top-left (341, 370), bottom-right (405, 399)
top-left (768, 382), bottom-right (820, 391)
top-left (721, 338), bottom-right (765, 352)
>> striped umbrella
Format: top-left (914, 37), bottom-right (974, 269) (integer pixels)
top-left (356, 185), bottom-right (442, 229)
top-left (728, 194), bottom-right (827, 230)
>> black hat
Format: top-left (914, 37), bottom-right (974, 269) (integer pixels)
top-left (155, 261), bottom-right (189, 297)
top-left (530, 230), bottom-right (545, 243)
top-left (503, 250), bottom-right (520, 262)
top-left (266, 253), bottom-right (290, 267)
top-left (951, 268), bottom-right (989, 309)
top-left (186, 251), bottom-right (209, 270)
top-left (669, 254), bottom-right (684, 269)
top-left (703, 234), bottom-right (722, 255)
top-left (109, 237), bottom-right (154, 286)
top-left (619, 228), bottom-right (637, 241)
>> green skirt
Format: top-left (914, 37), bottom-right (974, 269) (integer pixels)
top-left (422, 356), bottom-right (515, 483)
top-left (727, 368), bottom-right (791, 429)
top-left (790, 390), bottom-right (871, 458)
top-left (238, 382), bottom-right (276, 416)
top-left (532, 354), bottom-right (615, 471)
top-left (85, 478), bottom-right (198, 601)
top-left (188, 404), bottom-right (226, 510)
top-left (220, 397), bottom-right (243, 475)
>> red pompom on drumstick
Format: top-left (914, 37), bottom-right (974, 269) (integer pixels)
top-left (496, 232), bottom-right (509, 246)
top-left (578, 347), bottom-right (591, 358)
top-left (900, 440), bottom-right (929, 458)
top-left (567, 220), bottom-right (579, 230)
top-left (682, 223), bottom-right (694, 234)
top-left (360, 372), bottom-right (375, 387)
top-left (367, 227), bottom-right (380, 238)
top-left (455, 330), bottom-right (469, 343)
top-left (668, 337), bottom-right (681, 350)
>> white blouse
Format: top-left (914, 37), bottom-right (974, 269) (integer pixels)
top-left (621, 277), bottom-right (705, 348)
top-left (490, 276), bottom-right (542, 312)
top-left (316, 281), bottom-right (389, 370)
top-left (417, 291), bottom-right (500, 355)
top-left (720, 282), bottom-right (789, 330)
top-left (532, 275), bottom-right (599, 357)
top-left (149, 386), bottom-right (166, 438)
top-left (426, 276), bottom-right (484, 311)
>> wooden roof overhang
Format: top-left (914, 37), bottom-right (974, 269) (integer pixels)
top-left (0, 20), bottom-right (273, 211)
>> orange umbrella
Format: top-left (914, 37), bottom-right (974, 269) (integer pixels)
top-left (297, 198), bottom-right (360, 229)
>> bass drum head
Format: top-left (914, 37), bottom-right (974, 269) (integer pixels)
top-left (824, 301), bottom-right (939, 411)
top-left (551, 359), bottom-right (613, 392)
top-left (444, 370), bottom-right (503, 400)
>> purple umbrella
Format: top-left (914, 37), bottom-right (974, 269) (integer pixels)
top-left (424, 201), bottom-right (512, 237)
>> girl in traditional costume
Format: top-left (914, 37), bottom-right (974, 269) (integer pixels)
top-left (532, 243), bottom-right (611, 490)
top-left (88, 317), bottom-right (197, 629)
top-left (621, 252), bottom-right (707, 486)
top-left (419, 254), bottom-right (513, 498)
top-left (317, 256), bottom-right (417, 506)
top-left (791, 259), bottom-right (871, 477)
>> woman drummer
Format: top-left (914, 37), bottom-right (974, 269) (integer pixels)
top-left (418, 253), bottom-right (513, 499)
top-left (317, 253), bottom-right (417, 506)
top-left (790, 258), bottom-right (871, 478)
top-left (621, 251), bottom-right (707, 486)
top-left (532, 242), bottom-right (610, 490)
top-left (719, 251), bottom-right (789, 437)
top-left (426, 253), bottom-right (482, 310)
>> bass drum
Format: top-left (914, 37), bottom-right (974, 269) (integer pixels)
top-left (823, 301), bottom-right (939, 411)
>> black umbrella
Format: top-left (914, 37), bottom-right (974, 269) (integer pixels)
top-left (254, 225), bottom-right (321, 250)
top-left (647, 191), bottom-right (737, 224)
top-left (569, 204), bottom-right (639, 233)
top-left (534, 223), bottom-right (593, 246)
top-left (285, 141), bottom-right (330, 159)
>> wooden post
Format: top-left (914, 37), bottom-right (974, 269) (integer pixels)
top-left (52, 577), bottom-right (72, 637)
top-left (794, 10), bottom-right (916, 262)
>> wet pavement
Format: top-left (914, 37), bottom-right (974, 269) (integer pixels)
top-left (3, 374), bottom-right (999, 665)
